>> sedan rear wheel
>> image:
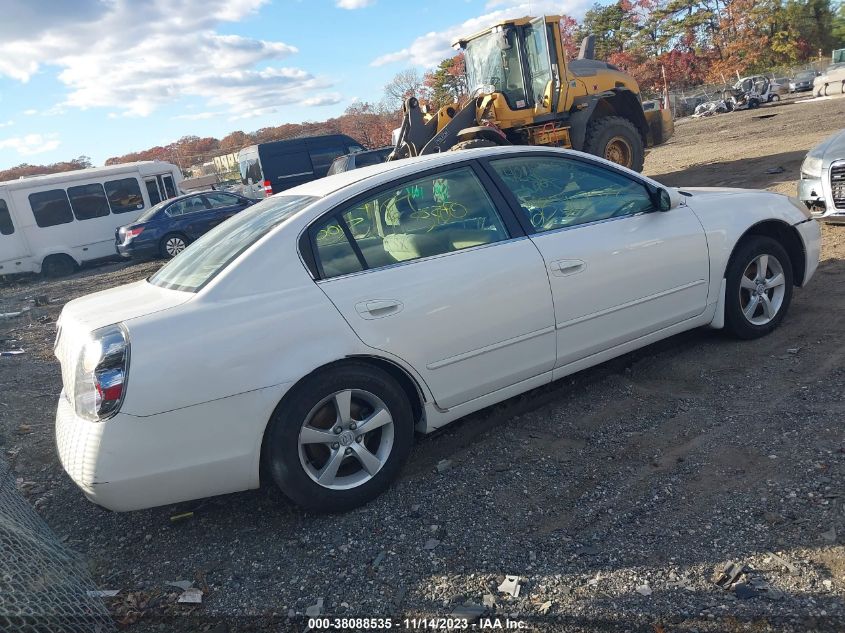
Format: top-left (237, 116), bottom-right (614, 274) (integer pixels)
top-left (724, 236), bottom-right (793, 339)
top-left (265, 362), bottom-right (413, 512)
top-left (160, 234), bottom-right (188, 259)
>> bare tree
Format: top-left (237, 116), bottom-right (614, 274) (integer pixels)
top-left (382, 69), bottom-right (427, 111)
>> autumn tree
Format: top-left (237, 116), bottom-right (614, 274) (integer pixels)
top-left (423, 54), bottom-right (468, 108)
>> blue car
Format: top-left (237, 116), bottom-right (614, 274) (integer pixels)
top-left (116, 190), bottom-right (256, 260)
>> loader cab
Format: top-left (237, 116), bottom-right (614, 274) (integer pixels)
top-left (459, 17), bottom-right (559, 113)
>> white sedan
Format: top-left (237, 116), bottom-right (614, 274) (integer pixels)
top-left (54, 146), bottom-right (821, 512)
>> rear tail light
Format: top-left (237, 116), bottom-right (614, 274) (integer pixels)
top-left (74, 324), bottom-right (130, 421)
top-left (125, 227), bottom-right (144, 240)
top-left (263, 180), bottom-right (273, 196)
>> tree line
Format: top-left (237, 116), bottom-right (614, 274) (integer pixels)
top-left (2, 0), bottom-right (842, 182)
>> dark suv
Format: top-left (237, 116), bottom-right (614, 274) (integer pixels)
top-left (116, 191), bottom-right (255, 259)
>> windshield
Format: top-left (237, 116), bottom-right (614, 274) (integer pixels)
top-left (149, 194), bottom-right (318, 292)
top-left (464, 29), bottom-right (527, 108)
top-left (796, 71), bottom-right (815, 80)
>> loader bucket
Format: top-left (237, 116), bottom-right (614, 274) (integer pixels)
top-left (644, 106), bottom-right (674, 148)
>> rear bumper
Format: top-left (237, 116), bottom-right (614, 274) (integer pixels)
top-left (116, 240), bottom-right (157, 259)
top-left (55, 384), bottom-right (290, 511)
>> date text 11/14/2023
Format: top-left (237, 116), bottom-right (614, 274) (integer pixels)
top-left (307, 617), bottom-right (530, 629)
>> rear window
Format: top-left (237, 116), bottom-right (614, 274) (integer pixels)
top-left (29, 189), bottom-right (74, 228)
top-left (0, 200), bottom-right (13, 235)
top-left (355, 150), bottom-right (390, 168)
top-left (149, 195), bottom-right (318, 292)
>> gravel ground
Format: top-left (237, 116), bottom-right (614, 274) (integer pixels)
top-left (1, 95), bottom-right (845, 632)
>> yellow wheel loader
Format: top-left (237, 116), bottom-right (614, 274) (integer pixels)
top-left (389, 16), bottom-right (673, 172)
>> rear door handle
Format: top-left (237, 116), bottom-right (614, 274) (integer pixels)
top-left (549, 259), bottom-right (585, 277)
top-left (354, 299), bottom-right (404, 319)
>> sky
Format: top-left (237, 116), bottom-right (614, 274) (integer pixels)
top-left (0, 0), bottom-right (599, 170)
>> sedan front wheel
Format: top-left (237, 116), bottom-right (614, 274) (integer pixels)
top-left (265, 362), bottom-right (413, 512)
top-left (724, 236), bottom-right (793, 339)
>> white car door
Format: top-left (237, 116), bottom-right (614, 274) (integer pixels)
top-left (310, 163), bottom-right (557, 409)
top-left (484, 153), bottom-right (710, 367)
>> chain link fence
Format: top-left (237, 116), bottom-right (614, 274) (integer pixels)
top-left (0, 456), bottom-right (115, 632)
top-left (657, 61), bottom-right (831, 119)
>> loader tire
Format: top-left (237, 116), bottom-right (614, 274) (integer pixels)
top-left (449, 139), bottom-right (498, 151)
top-left (583, 116), bottom-right (645, 172)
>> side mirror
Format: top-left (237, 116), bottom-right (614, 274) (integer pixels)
top-left (649, 186), bottom-right (681, 212)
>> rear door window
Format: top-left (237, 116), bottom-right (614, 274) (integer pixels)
top-left (0, 200), bottom-right (13, 235)
top-left (166, 196), bottom-right (210, 217)
top-left (105, 177), bottom-right (145, 213)
top-left (312, 166), bottom-right (509, 279)
top-left (203, 193), bottom-right (242, 209)
top-left (29, 190), bottom-right (74, 228)
top-left (67, 183), bottom-right (111, 221)
top-left (354, 151), bottom-right (389, 168)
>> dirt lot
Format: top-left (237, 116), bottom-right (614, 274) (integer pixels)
top-left (1, 95), bottom-right (845, 632)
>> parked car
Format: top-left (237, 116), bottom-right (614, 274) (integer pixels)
top-left (790, 70), bottom-right (819, 93)
top-left (798, 128), bottom-right (845, 224)
top-left (237, 134), bottom-right (364, 199)
top-left (115, 190), bottom-right (255, 260)
top-left (813, 63), bottom-right (845, 97)
top-left (327, 147), bottom-right (393, 176)
top-left (55, 146), bottom-right (820, 513)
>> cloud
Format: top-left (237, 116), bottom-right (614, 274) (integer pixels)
top-left (0, 0), bottom-right (338, 117)
top-left (172, 112), bottom-right (223, 121)
top-left (0, 121), bottom-right (13, 128)
top-left (301, 93), bottom-right (344, 106)
top-left (371, 0), bottom-right (592, 67)
top-left (0, 133), bottom-right (60, 156)
top-left (336, 0), bottom-right (375, 8)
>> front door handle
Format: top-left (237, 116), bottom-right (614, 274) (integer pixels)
top-left (549, 259), bottom-right (585, 277)
top-left (354, 299), bottom-right (404, 319)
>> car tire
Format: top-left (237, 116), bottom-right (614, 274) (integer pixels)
top-left (724, 236), bottom-right (793, 340)
top-left (770, 94), bottom-right (780, 102)
top-left (265, 362), bottom-right (414, 512)
top-left (160, 234), bottom-right (188, 259)
top-left (449, 139), bottom-right (498, 151)
top-left (583, 116), bottom-right (645, 172)
top-left (41, 254), bottom-right (77, 278)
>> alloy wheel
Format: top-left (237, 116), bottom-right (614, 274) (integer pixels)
top-left (739, 253), bottom-right (786, 326)
top-left (297, 389), bottom-right (395, 490)
top-left (165, 237), bottom-right (187, 257)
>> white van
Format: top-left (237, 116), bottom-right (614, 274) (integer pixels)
top-left (0, 161), bottom-right (181, 277)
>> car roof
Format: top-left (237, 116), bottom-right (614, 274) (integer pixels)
top-left (286, 145), bottom-right (653, 200)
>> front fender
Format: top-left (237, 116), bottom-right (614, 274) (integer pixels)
top-left (685, 189), bottom-right (815, 301)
